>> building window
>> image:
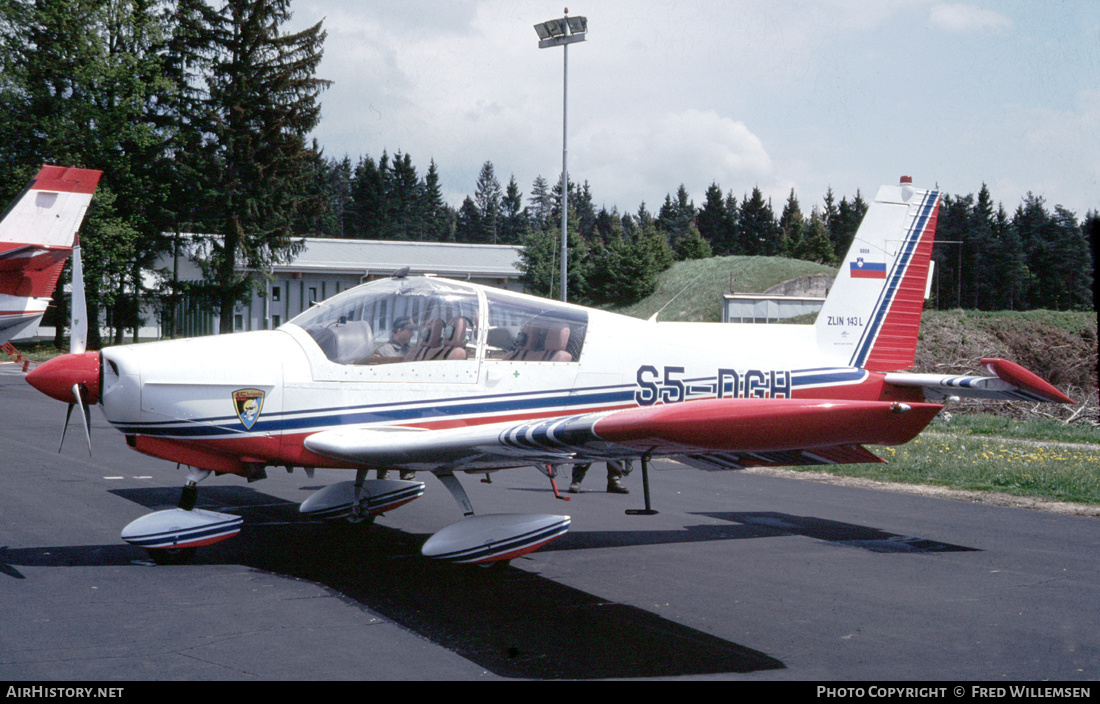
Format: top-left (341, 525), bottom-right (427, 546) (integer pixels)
top-left (272, 286), bottom-right (281, 302)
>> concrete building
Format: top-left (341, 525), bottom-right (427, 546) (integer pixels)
top-left (721, 273), bottom-right (833, 324)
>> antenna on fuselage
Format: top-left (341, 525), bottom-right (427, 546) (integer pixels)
top-left (647, 273), bottom-right (703, 322)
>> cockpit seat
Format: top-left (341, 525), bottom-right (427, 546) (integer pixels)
top-left (541, 323), bottom-right (572, 361)
top-left (307, 320), bottom-right (374, 364)
top-left (503, 323), bottom-right (571, 361)
top-left (411, 317), bottom-right (468, 361)
top-left (503, 324), bottom-right (541, 361)
top-left (406, 319), bottom-right (444, 361)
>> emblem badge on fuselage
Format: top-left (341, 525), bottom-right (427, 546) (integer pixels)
top-left (233, 388), bottom-right (265, 430)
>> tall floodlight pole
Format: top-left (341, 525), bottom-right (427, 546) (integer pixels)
top-left (534, 10), bottom-right (587, 302)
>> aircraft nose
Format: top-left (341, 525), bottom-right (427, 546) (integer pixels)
top-left (26, 352), bottom-right (101, 405)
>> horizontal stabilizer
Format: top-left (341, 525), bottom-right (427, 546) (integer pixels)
top-left (884, 358), bottom-right (1073, 404)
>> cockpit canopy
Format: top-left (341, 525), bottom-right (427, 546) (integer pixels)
top-left (286, 276), bottom-right (587, 366)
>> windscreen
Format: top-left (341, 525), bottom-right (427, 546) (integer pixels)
top-left (287, 277), bottom-right (480, 365)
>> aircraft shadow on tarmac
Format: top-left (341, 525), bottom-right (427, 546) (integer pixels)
top-left (0, 484), bottom-right (786, 680)
top-left (544, 510), bottom-right (978, 554)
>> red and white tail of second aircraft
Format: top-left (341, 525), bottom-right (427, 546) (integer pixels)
top-left (0, 165), bottom-right (102, 346)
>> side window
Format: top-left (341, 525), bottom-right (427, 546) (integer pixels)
top-left (485, 291), bottom-right (587, 362)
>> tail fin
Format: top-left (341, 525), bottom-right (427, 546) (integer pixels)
top-left (815, 176), bottom-right (940, 371)
top-left (0, 165), bottom-right (102, 299)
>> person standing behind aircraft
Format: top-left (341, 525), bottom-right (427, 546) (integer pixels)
top-left (569, 461), bottom-right (630, 494)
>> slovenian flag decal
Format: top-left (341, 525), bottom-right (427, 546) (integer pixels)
top-left (850, 258), bottom-right (887, 279)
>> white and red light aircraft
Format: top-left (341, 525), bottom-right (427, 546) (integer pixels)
top-left (26, 176), bottom-right (1072, 565)
top-left (0, 165), bottom-right (101, 346)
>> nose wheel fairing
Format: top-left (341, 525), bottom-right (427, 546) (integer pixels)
top-left (120, 508), bottom-right (243, 552)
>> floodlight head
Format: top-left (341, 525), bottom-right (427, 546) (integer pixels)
top-left (566, 16), bottom-right (587, 35)
top-left (534, 22), bottom-right (552, 40)
top-left (546, 19), bottom-right (567, 37)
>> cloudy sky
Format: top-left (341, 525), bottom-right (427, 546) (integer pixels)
top-left (287, 0), bottom-right (1099, 219)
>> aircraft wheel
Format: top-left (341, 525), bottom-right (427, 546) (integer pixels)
top-left (148, 547), bottom-right (196, 565)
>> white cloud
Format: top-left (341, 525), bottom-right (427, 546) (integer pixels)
top-left (575, 109), bottom-right (774, 210)
top-left (929, 4), bottom-right (1013, 34)
top-left (290, 1), bottom-right (1098, 219)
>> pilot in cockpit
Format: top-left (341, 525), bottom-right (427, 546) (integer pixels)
top-left (371, 317), bottom-right (415, 359)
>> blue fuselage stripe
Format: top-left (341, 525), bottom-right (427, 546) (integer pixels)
top-left (112, 367), bottom-right (870, 439)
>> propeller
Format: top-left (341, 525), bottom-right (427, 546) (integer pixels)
top-left (56, 239), bottom-right (92, 455)
top-left (60, 383), bottom-right (92, 456)
top-left (69, 236), bottom-right (87, 355)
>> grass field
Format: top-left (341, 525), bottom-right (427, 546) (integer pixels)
top-left (614, 255), bottom-right (835, 322)
top-left (782, 414), bottom-right (1100, 506)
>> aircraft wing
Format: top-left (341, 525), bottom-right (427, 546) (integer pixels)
top-left (885, 357), bottom-right (1074, 404)
top-left (303, 398), bottom-right (944, 473)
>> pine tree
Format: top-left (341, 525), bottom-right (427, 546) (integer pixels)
top-left (422, 159), bottom-right (452, 241)
top-left (311, 155), bottom-right (352, 237)
top-left (797, 209), bottom-right (836, 265)
top-left (969, 184), bottom-right (998, 309)
top-left (831, 192), bottom-right (867, 263)
top-left (989, 204), bottom-right (1028, 310)
top-left (696, 182), bottom-right (730, 255)
top-left (518, 213), bottom-right (588, 302)
top-left (933, 193), bottom-right (973, 309)
top-left (657, 184), bottom-right (695, 247)
top-left (474, 160), bottom-right (502, 243)
top-left (673, 223), bottom-right (712, 260)
top-left (721, 191), bottom-right (740, 256)
top-left (454, 196), bottom-right (481, 243)
top-left (348, 155), bottom-right (386, 238)
top-left (528, 175), bottom-right (552, 230)
top-left (500, 175), bottom-right (527, 244)
top-left (386, 151), bottom-right (421, 239)
top-left (201, 0), bottom-right (329, 333)
top-left (738, 187), bottom-right (779, 255)
top-left (576, 181), bottom-right (597, 240)
top-left (779, 189), bottom-right (805, 259)
top-left (1052, 205), bottom-right (1093, 310)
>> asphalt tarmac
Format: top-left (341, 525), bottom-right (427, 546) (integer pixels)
top-left (1, 364), bottom-right (1098, 681)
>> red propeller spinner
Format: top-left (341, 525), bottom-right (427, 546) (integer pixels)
top-left (26, 351), bottom-right (101, 405)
